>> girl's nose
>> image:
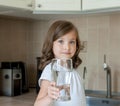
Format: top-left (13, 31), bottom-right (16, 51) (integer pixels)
top-left (63, 43), bottom-right (70, 50)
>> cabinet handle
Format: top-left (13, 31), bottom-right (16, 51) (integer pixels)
top-left (28, 4), bottom-right (33, 7)
top-left (38, 4), bottom-right (42, 8)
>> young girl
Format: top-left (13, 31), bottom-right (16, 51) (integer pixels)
top-left (34, 20), bottom-right (86, 106)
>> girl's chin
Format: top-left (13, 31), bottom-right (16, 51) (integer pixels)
top-left (57, 56), bottom-right (72, 59)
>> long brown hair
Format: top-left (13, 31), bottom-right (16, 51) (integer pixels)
top-left (39, 20), bottom-right (82, 70)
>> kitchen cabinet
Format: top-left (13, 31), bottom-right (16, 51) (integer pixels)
top-left (33, 0), bottom-right (81, 11)
top-left (82, 0), bottom-right (120, 11)
top-left (0, 0), bottom-right (33, 10)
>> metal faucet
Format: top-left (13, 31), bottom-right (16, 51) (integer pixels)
top-left (103, 55), bottom-right (112, 98)
top-left (83, 66), bottom-right (87, 80)
top-left (83, 66), bottom-right (87, 89)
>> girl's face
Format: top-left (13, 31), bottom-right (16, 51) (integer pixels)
top-left (53, 30), bottom-right (77, 59)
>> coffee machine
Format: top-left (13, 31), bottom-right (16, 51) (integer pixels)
top-left (0, 61), bottom-right (29, 96)
top-left (0, 68), bottom-right (22, 96)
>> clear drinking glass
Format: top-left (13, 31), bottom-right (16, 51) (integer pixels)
top-left (51, 58), bottom-right (73, 101)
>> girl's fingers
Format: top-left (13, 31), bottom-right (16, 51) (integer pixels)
top-left (50, 81), bottom-right (56, 87)
top-left (48, 82), bottom-right (60, 99)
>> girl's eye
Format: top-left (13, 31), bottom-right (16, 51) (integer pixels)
top-left (58, 40), bottom-right (64, 44)
top-left (70, 40), bottom-right (76, 44)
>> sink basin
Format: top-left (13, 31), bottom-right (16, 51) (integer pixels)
top-left (86, 96), bottom-right (120, 106)
top-left (85, 90), bottom-right (120, 106)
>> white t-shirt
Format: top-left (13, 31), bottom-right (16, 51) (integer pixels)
top-left (39, 63), bottom-right (86, 106)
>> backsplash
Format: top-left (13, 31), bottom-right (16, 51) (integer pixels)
top-left (0, 13), bottom-right (120, 92)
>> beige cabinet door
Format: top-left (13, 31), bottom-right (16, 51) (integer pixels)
top-left (82, 0), bottom-right (120, 11)
top-left (0, 0), bottom-right (33, 10)
top-left (34, 0), bottom-right (81, 11)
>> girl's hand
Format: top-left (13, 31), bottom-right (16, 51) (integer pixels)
top-left (48, 81), bottom-right (60, 100)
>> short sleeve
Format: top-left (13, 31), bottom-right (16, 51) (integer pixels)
top-left (38, 63), bottom-right (52, 87)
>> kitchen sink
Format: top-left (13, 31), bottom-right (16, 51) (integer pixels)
top-left (85, 90), bottom-right (120, 106)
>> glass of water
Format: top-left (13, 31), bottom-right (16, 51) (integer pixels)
top-left (51, 58), bottom-right (73, 101)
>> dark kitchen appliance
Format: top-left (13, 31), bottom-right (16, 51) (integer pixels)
top-left (0, 61), bottom-right (29, 94)
top-left (36, 57), bottom-right (42, 93)
top-left (0, 69), bottom-right (22, 96)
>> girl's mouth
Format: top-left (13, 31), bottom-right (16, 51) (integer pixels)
top-left (61, 52), bottom-right (71, 55)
